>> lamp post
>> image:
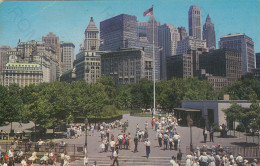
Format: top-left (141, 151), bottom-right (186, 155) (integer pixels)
top-left (85, 118), bottom-right (88, 154)
top-left (189, 118), bottom-right (193, 152)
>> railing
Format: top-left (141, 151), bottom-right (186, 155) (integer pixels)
top-left (186, 146), bottom-right (260, 158)
top-left (0, 142), bottom-right (85, 156)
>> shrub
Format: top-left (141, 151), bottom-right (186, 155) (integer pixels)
top-left (211, 123), bottom-right (220, 132)
top-left (236, 123), bottom-right (246, 132)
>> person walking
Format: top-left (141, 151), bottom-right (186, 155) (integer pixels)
top-left (203, 127), bottom-right (208, 143)
top-left (112, 148), bottom-right (119, 166)
top-left (170, 156), bottom-right (179, 166)
top-left (144, 138), bottom-right (151, 159)
top-left (134, 135), bottom-right (138, 153)
top-left (209, 126), bottom-right (214, 142)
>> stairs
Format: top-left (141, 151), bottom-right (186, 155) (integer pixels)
top-left (70, 155), bottom-right (186, 166)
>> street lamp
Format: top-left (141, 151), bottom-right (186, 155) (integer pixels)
top-left (85, 118), bottom-right (88, 153)
top-left (189, 118), bottom-right (193, 152)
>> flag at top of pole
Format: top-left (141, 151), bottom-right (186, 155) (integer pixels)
top-left (143, 5), bottom-right (153, 17)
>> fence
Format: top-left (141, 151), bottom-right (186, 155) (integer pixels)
top-left (0, 142), bottom-right (85, 157)
top-left (186, 146), bottom-right (260, 158)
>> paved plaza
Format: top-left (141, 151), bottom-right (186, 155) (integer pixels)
top-left (1, 114), bottom-right (259, 166)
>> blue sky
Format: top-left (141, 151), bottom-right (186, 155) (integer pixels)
top-left (0, 0), bottom-right (259, 55)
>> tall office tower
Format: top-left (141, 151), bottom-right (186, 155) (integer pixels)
top-left (158, 24), bottom-right (180, 80)
top-left (178, 27), bottom-right (188, 41)
top-left (256, 53), bottom-right (260, 68)
top-left (188, 5), bottom-right (201, 39)
top-left (101, 48), bottom-right (152, 85)
top-left (100, 14), bottom-right (138, 51)
top-left (0, 46), bottom-right (11, 85)
top-left (138, 16), bottom-right (160, 46)
top-left (199, 48), bottom-right (242, 83)
top-left (84, 17), bottom-right (99, 51)
top-left (203, 14), bottom-right (216, 50)
top-left (17, 41), bottom-right (45, 61)
top-left (60, 42), bottom-right (75, 71)
top-left (42, 32), bottom-right (61, 67)
top-left (74, 50), bottom-right (105, 84)
top-left (100, 14), bottom-right (160, 81)
top-left (166, 53), bottom-right (193, 79)
top-left (176, 36), bottom-right (206, 55)
top-left (219, 33), bottom-right (255, 74)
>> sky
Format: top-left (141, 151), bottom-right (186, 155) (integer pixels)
top-left (0, 0), bottom-right (259, 55)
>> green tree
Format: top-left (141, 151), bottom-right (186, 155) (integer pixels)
top-left (3, 84), bottom-right (23, 132)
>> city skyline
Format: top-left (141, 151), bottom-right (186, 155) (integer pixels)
top-left (0, 0), bottom-right (259, 55)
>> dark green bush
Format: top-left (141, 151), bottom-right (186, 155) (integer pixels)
top-left (236, 123), bottom-right (246, 132)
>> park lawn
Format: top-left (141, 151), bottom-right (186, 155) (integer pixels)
top-left (131, 113), bottom-right (166, 117)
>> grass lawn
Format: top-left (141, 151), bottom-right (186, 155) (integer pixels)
top-left (131, 113), bottom-right (166, 117)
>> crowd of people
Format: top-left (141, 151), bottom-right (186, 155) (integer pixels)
top-left (0, 138), bottom-right (71, 166)
top-left (168, 144), bottom-right (259, 166)
top-left (1, 114), bottom-right (259, 166)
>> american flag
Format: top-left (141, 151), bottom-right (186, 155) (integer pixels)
top-left (143, 5), bottom-right (153, 17)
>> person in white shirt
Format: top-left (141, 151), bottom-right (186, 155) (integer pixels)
top-left (21, 158), bottom-right (27, 166)
top-left (84, 153), bottom-right (88, 166)
top-left (186, 153), bottom-right (193, 166)
top-left (170, 156), bottom-right (179, 166)
top-left (112, 148), bottom-right (119, 166)
top-left (110, 139), bottom-right (116, 158)
top-left (236, 153), bottom-right (243, 166)
top-left (63, 151), bottom-right (71, 166)
top-left (144, 138), bottom-right (151, 159)
top-left (16, 148), bottom-right (24, 163)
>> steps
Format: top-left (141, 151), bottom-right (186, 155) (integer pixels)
top-left (70, 155), bottom-right (186, 166)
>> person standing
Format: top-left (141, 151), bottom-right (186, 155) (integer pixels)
top-left (21, 157), bottom-right (27, 166)
top-left (128, 133), bottom-right (132, 150)
top-left (251, 159), bottom-right (258, 166)
top-left (134, 135), bottom-right (138, 153)
top-left (63, 151), bottom-right (71, 166)
top-left (209, 126), bottom-right (214, 142)
top-left (144, 138), bottom-right (151, 159)
top-left (26, 139), bottom-right (32, 152)
top-left (163, 133), bottom-right (169, 150)
top-left (203, 127), bottom-right (208, 143)
top-left (199, 152), bottom-right (209, 166)
top-left (84, 153), bottom-right (88, 166)
top-left (158, 132), bottom-right (162, 147)
top-left (177, 149), bottom-right (182, 163)
top-left (236, 153), bottom-right (243, 166)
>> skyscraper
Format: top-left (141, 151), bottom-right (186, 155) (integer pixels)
top-left (188, 5), bottom-right (201, 39)
top-left (256, 53), bottom-right (260, 68)
top-left (0, 46), bottom-right (10, 85)
top-left (203, 14), bottom-right (216, 50)
top-left (60, 42), bottom-right (75, 71)
top-left (100, 14), bottom-right (160, 81)
top-left (176, 36), bottom-right (206, 55)
top-left (84, 17), bottom-right (99, 51)
top-left (158, 24), bottom-right (180, 80)
top-left (219, 33), bottom-right (255, 74)
top-left (42, 32), bottom-right (61, 69)
top-left (100, 14), bottom-right (138, 51)
top-left (178, 27), bottom-right (187, 41)
top-left (137, 16), bottom-right (160, 46)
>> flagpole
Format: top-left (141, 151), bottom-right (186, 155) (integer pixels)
top-left (152, 5), bottom-right (156, 118)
